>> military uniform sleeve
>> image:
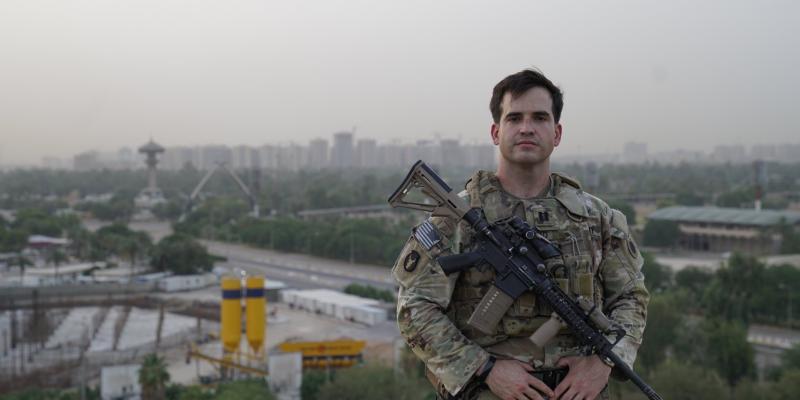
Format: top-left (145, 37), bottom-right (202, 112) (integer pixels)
top-left (598, 208), bottom-right (650, 371)
top-left (393, 217), bottom-right (490, 395)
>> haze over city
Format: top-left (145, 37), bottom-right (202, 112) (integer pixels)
top-left (1, 0), bottom-right (799, 166)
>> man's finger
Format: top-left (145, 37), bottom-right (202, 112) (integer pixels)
top-left (554, 378), bottom-right (572, 399)
top-left (558, 386), bottom-right (579, 400)
top-left (526, 376), bottom-right (555, 399)
top-left (555, 356), bottom-right (575, 368)
top-left (521, 385), bottom-right (544, 400)
top-left (520, 362), bottom-right (535, 372)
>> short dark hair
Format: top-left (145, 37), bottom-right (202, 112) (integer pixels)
top-left (490, 69), bottom-right (564, 124)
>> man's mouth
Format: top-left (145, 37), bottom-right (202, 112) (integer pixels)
top-left (516, 141), bottom-right (538, 147)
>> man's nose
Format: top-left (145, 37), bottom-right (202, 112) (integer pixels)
top-left (519, 117), bottom-right (536, 134)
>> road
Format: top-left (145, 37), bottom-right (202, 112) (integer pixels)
top-left (113, 220), bottom-right (397, 291)
top-left (203, 240), bottom-right (396, 291)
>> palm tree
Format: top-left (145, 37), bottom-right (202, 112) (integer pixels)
top-left (139, 353), bottom-right (170, 400)
top-left (15, 254), bottom-right (32, 278)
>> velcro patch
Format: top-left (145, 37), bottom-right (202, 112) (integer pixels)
top-left (413, 220), bottom-right (442, 250)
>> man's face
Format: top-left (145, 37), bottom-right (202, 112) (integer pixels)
top-left (491, 87), bottom-right (562, 168)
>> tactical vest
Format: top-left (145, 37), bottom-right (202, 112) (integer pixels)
top-left (445, 171), bottom-right (606, 364)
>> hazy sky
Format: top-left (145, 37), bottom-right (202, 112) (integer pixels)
top-left (1, 0), bottom-right (798, 165)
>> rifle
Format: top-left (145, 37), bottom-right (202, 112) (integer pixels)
top-left (388, 161), bottom-right (662, 400)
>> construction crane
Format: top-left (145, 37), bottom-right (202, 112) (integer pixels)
top-left (181, 162), bottom-right (260, 221)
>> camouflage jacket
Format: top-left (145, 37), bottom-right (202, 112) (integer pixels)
top-left (392, 170), bottom-right (650, 396)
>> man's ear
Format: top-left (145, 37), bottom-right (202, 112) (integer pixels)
top-left (490, 123), bottom-right (500, 145)
top-left (553, 123), bottom-right (563, 147)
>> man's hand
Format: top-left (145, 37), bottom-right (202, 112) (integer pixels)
top-left (485, 359), bottom-right (555, 400)
top-left (553, 355), bottom-right (611, 400)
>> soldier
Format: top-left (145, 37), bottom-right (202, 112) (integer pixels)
top-left (393, 69), bottom-right (649, 400)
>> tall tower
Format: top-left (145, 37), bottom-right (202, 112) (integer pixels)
top-left (140, 140), bottom-right (165, 191)
top-left (135, 139), bottom-right (167, 213)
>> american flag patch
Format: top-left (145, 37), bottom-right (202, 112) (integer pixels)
top-left (413, 220), bottom-right (442, 250)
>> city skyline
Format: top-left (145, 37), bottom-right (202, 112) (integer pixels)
top-left (35, 133), bottom-right (800, 172)
top-left (2, 1), bottom-right (799, 166)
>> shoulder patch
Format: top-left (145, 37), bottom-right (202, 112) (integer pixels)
top-left (413, 220), bottom-right (442, 250)
top-left (402, 250), bottom-right (421, 272)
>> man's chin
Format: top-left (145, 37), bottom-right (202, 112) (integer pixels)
top-left (504, 155), bottom-right (548, 167)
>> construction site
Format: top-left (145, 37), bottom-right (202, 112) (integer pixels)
top-left (0, 273), bottom-right (399, 399)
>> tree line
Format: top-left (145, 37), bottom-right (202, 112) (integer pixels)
top-left (619, 253), bottom-right (800, 399)
top-left (0, 207), bottom-right (214, 276)
top-left (2, 161), bottom-right (798, 216)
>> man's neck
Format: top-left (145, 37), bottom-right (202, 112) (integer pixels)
top-left (495, 161), bottom-right (551, 199)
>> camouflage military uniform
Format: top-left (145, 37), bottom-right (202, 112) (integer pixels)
top-left (393, 171), bottom-right (649, 399)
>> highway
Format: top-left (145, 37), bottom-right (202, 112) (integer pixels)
top-left (203, 240), bottom-right (396, 290)
top-left (111, 220), bottom-right (397, 291)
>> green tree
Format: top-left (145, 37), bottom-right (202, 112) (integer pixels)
top-left (674, 266), bottom-right (713, 303)
top-left (705, 319), bottom-right (756, 387)
top-left (716, 187), bottom-right (755, 208)
top-left (648, 359), bottom-right (727, 400)
top-left (781, 343), bottom-right (800, 371)
top-left (150, 234), bottom-right (214, 275)
top-left (0, 227), bottom-right (28, 252)
top-left (703, 253), bottom-right (764, 323)
top-left (214, 379), bottom-right (274, 400)
top-left (674, 191), bottom-right (706, 206)
top-left (344, 283), bottom-right (395, 302)
top-left (776, 220), bottom-right (800, 254)
top-left (637, 293), bottom-right (683, 370)
top-left (13, 254), bottom-right (32, 277)
top-left (642, 219), bottom-right (679, 248)
top-left (301, 370), bottom-right (328, 400)
top-left (316, 364), bottom-right (434, 400)
top-left (773, 369), bottom-right (800, 400)
top-left (607, 200), bottom-right (636, 226)
top-left (640, 252), bottom-right (672, 292)
top-left (139, 353), bottom-right (170, 400)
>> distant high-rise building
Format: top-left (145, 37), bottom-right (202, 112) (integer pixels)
top-left (440, 139), bottom-right (464, 168)
top-left (751, 144), bottom-right (777, 161)
top-left (232, 145), bottom-right (259, 170)
top-left (775, 143), bottom-right (800, 163)
top-left (308, 138), bottom-right (330, 169)
top-left (464, 144), bottom-right (497, 169)
top-left (409, 140), bottom-right (438, 166)
top-left (622, 142), bottom-right (648, 164)
top-left (73, 151), bottom-right (102, 171)
top-left (199, 145), bottom-right (232, 169)
top-left (276, 144), bottom-right (306, 171)
top-left (117, 147), bottom-right (136, 169)
top-left (162, 146), bottom-right (194, 170)
top-left (41, 156), bottom-right (67, 170)
top-left (379, 142), bottom-right (406, 168)
top-left (258, 145), bottom-right (279, 169)
top-left (711, 145), bottom-right (746, 164)
top-left (355, 138), bottom-right (377, 168)
top-left (330, 132), bottom-right (354, 168)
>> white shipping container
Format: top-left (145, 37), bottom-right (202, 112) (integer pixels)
top-left (284, 289), bottom-right (385, 326)
top-left (158, 274), bottom-right (213, 292)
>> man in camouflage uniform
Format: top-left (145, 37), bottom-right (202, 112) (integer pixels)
top-left (393, 70), bottom-right (649, 400)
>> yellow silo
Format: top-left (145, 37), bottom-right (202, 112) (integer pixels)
top-left (220, 277), bottom-right (242, 353)
top-left (245, 276), bottom-right (266, 353)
